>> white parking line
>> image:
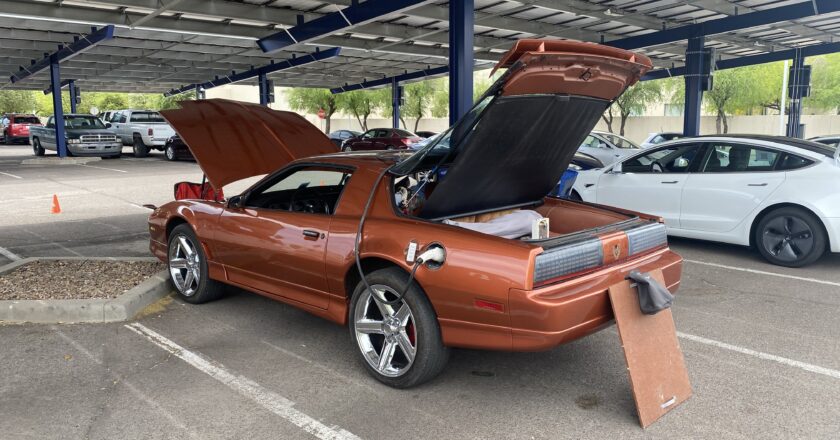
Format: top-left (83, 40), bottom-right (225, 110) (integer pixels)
top-left (684, 259), bottom-right (840, 288)
top-left (125, 323), bottom-right (362, 440)
top-left (0, 246), bottom-right (21, 261)
top-left (79, 163), bottom-right (128, 173)
top-left (678, 332), bottom-right (840, 380)
top-left (0, 171), bottom-right (22, 179)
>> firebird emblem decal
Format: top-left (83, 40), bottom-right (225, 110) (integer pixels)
top-left (612, 244), bottom-right (621, 259)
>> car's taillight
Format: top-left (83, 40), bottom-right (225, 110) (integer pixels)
top-left (532, 222), bottom-right (667, 287)
top-left (401, 138), bottom-right (412, 145)
top-left (148, 128), bottom-right (154, 136)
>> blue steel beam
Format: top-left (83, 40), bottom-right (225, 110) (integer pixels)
top-left (787, 51), bottom-right (807, 138)
top-left (642, 42), bottom-right (840, 81)
top-left (164, 47), bottom-right (341, 97)
top-left (257, 0), bottom-right (431, 53)
top-left (391, 78), bottom-right (400, 129)
top-left (68, 80), bottom-right (78, 114)
top-left (42, 79), bottom-right (74, 95)
top-left (9, 25), bottom-right (115, 84)
top-left (258, 72), bottom-right (270, 106)
top-left (449, 0), bottom-right (474, 125)
top-left (609, 0), bottom-right (840, 51)
top-left (682, 33), bottom-right (705, 137)
top-left (49, 57), bottom-right (67, 158)
top-left (329, 65), bottom-right (448, 94)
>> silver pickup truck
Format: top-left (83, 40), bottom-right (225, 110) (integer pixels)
top-left (108, 109), bottom-right (176, 158)
top-left (29, 114), bottom-right (123, 158)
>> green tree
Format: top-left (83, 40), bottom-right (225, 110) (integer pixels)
top-left (286, 88), bottom-right (338, 132)
top-left (337, 89), bottom-right (387, 131)
top-left (807, 53), bottom-right (840, 113)
top-left (703, 64), bottom-right (781, 133)
top-left (400, 79), bottom-right (441, 132)
top-left (602, 81), bottom-right (662, 135)
top-left (0, 90), bottom-right (37, 114)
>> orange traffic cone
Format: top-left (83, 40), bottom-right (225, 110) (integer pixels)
top-left (51, 194), bottom-right (61, 214)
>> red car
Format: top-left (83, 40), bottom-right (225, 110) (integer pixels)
top-left (2, 114), bottom-right (42, 144)
top-left (151, 40), bottom-right (678, 388)
top-left (342, 128), bottom-right (421, 151)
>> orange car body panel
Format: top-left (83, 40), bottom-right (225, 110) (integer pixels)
top-left (149, 40), bottom-right (677, 352)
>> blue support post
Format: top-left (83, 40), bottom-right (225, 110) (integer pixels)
top-left (787, 50), bottom-right (807, 138)
top-left (49, 56), bottom-right (67, 158)
top-left (449, 0), bottom-right (474, 125)
top-left (68, 80), bottom-right (77, 114)
top-left (391, 78), bottom-right (400, 129)
top-left (258, 72), bottom-right (270, 106)
top-left (683, 33), bottom-right (705, 137)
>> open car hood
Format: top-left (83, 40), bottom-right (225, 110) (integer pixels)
top-left (394, 39), bottom-right (652, 220)
top-left (161, 99), bottom-right (336, 189)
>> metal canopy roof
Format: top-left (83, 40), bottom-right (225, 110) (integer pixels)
top-left (2, 0), bottom-right (840, 93)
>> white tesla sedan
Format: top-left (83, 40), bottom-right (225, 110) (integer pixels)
top-left (571, 135), bottom-right (840, 267)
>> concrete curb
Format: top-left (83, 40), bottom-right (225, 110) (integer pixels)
top-left (22, 157), bottom-right (102, 165)
top-left (0, 257), bottom-right (172, 324)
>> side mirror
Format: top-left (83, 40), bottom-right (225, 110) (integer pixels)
top-left (609, 162), bottom-right (623, 174)
top-left (227, 195), bottom-right (244, 209)
top-left (675, 157), bottom-right (689, 168)
top-left (105, 122), bottom-right (112, 128)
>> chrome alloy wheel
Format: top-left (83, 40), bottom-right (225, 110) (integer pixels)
top-left (353, 285), bottom-right (417, 378)
top-left (761, 215), bottom-right (814, 263)
top-left (169, 234), bottom-right (201, 296)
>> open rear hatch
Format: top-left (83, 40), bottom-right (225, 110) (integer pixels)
top-left (392, 39), bottom-right (652, 221)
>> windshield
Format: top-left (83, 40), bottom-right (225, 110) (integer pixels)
top-left (391, 94), bottom-right (495, 174)
top-left (602, 133), bottom-right (640, 149)
top-left (63, 116), bottom-right (107, 129)
top-left (130, 112), bottom-right (166, 123)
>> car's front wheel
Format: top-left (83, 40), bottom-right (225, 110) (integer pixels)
top-left (343, 145), bottom-right (353, 152)
top-left (133, 135), bottom-right (150, 158)
top-left (168, 224), bottom-right (226, 303)
top-left (349, 267), bottom-right (449, 388)
top-left (32, 138), bottom-right (45, 156)
top-left (755, 207), bottom-right (826, 267)
top-left (165, 144), bottom-right (177, 161)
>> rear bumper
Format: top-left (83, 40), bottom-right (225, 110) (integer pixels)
top-left (507, 248), bottom-right (682, 351)
top-left (4, 135), bottom-right (29, 143)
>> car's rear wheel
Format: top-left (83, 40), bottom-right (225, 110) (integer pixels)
top-left (168, 224), bottom-right (226, 304)
top-left (133, 135), bottom-right (150, 158)
top-left (755, 207), bottom-right (826, 267)
top-left (165, 144), bottom-right (177, 161)
top-left (349, 267), bottom-right (449, 388)
top-left (32, 138), bottom-right (45, 156)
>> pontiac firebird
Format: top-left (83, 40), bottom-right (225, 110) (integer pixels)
top-left (148, 40), bottom-right (683, 388)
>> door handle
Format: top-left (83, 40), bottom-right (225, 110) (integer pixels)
top-left (661, 181), bottom-right (679, 184)
top-left (748, 183), bottom-right (768, 187)
top-left (302, 229), bottom-right (321, 238)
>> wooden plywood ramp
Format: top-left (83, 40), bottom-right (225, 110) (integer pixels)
top-left (608, 269), bottom-right (692, 428)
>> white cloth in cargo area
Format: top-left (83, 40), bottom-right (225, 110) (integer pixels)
top-left (443, 210), bottom-right (543, 239)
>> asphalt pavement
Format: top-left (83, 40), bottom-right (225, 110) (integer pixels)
top-left (1, 144), bottom-right (839, 439)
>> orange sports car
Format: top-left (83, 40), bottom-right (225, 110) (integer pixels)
top-left (149, 40), bottom-right (682, 388)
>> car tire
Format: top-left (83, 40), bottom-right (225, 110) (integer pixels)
top-left (1, 131), bottom-right (8, 145)
top-left (164, 144), bottom-right (178, 161)
top-left (133, 135), bottom-right (150, 158)
top-left (386, 145), bottom-right (395, 150)
top-left (343, 145), bottom-right (353, 152)
top-left (349, 267), bottom-right (449, 388)
top-left (755, 207), bottom-right (826, 268)
top-left (32, 138), bottom-right (45, 156)
top-left (168, 224), bottom-right (226, 304)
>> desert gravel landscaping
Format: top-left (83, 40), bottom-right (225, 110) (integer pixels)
top-left (0, 260), bottom-right (164, 300)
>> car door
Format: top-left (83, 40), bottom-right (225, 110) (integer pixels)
top-left (213, 166), bottom-right (351, 309)
top-left (353, 129), bottom-right (376, 150)
top-left (680, 142), bottom-right (785, 232)
top-left (370, 129), bottom-right (389, 150)
top-left (595, 143), bottom-right (702, 228)
top-left (43, 117), bottom-right (57, 148)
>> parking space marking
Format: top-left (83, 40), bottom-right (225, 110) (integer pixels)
top-left (0, 246), bottom-right (22, 261)
top-left (79, 164), bottom-right (128, 173)
top-left (21, 228), bottom-right (84, 257)
top-left (0, 171), bottom-right (22, 179)
top-left (685, 259), bottom-right (840, 288)
top-left (678, 332), bottom-right (840, 380)
top-left (125, 323), bottom-right (363, 440)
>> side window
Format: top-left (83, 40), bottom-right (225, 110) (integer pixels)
top-left (580, 135), bottom-right (600, 148)
top-left (362, 130), bottom-right (375, 139)
top-left (244, 168), bottom-right (352, 214)
top-left (129, 112), bottom-right (141, 123)
top-left (374, 129), bottom-right (388, 138)
top-left (702, 144), bottom-right (780, 172)
top-left (118, 113), bottom-right (127, 123)
top-left (623, 144), bottom-right (701, 173)
top-left (776, 153), bottom-right (814, 171)
top-left (46, 117), bottom-right (54, 128)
